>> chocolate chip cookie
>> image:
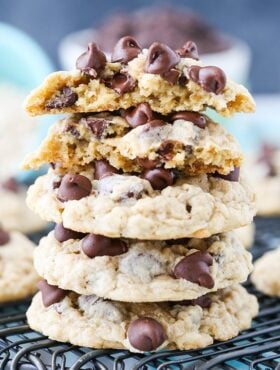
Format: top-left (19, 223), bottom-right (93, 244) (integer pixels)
top-left (27, 284), bottom-right (258, 352)
top-left (26, 167), bottom-right (256, 239)
top-left (34, 229), bottom-right (252, 301)
top-left (24, 39), bottom-right (255, 117)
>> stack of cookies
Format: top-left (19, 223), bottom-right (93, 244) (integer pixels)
top-left (24, 37), bottom-right (258, 352)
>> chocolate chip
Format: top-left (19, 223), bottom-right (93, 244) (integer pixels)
top-left (46, 87), bottom-right (78, 109)
top-left (161, 69), bottom-right (180, 85)
top-left (170, 111), bottom-right (207, 129)
top-left (176, 41), bottom-right (199, 60)
top-left (178, 74), bottom-right (188, 86)
top-left (81, 234), bottom-right (128, 258)
top-left (94, 160), bottom-right (118, 180)
top-left (157, 140), bottom-right (177, 160)
top-left (144, 42), bottom-right (180, 75)
top-left (180, 295), bottom-right (212, 309)
top-left (173, 251), bottom-right (214, 289)
top-left (54, 223), bottom-right (86, 243)
top-left (1, 177), bottom-right (20, 193)
top-left (76, 42), bottom-right (106, 77)
top-left (105, 72), bottom-right (136, 95)
top-left (123, 103), bottom-right (154, 128)
top-left (0, 227), bottom-right (10, 246)
top-left (65, 125), bottom-right (80, 138)
top-left (111, 36), bottom-right (142, 63)
top-left (143, 120), bottom-right (165, 132)
top-left (37, 280), bottom-right (68, 307)
top-left (127, 317), bottom-right (166, 351)
top-left (142, 168), bottom-right (174, 190)
top-left (188, 65), bottom-right (226, 94)
top-left (85, 118), bottom-right (108, 139)
top-left (213, 167), bottom-right (240, 182)
top-left (57, 174), bottom-right (92, 202)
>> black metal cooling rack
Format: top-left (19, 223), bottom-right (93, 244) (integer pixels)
top-left (0, 217), bottom-right (280, 370)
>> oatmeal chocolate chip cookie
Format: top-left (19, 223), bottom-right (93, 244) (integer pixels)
top-left (0, 177), bottom-right (47, 233)
top-left (251, 247), bottom-right (280, 296)
top-left (26, 167), bottom-right (256, 239)
top-left (23, 109), bottom-right (242, 176)
top-left (234, 223), bottom-right (255, 249)
top-left (0, 227), bottom-right (38, 302)
top-left (27, 284), bottom-right (258, 352)
top-left (24, 39), bottom-right (255, 117)
top-left (34, 230), bottom-right (252, 301)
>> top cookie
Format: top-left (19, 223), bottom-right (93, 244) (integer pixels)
top-left (24, 38), bottom-right (255, 117)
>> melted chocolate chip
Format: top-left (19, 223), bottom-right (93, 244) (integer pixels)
top-left (81, 234), bottom-right (128, 258)
top-left (54, 223), bottom-right (86, 243)
top-left (157, 140), bottom-right (177, 160)
top-left (105, 72), bottom-right (136, 95)
top-left (161, 69), bottom-right (180, 85)
top-left (174, 251), bottom-right (214, 288)
top-left (76, 42), bottom-right (106, 77)
top-left (127, 317), bottom-right (166, 351)
top-left (57, 174), bottom-right (92, 202)
top-left (213, 167), bottom-right (240, 182)
top-left (144, 42), bottom-right (180, 75)
top-left (177, 41), bottom-right (199, 60)
top-left (46, 87), bottom-right (78, 109)
top-left (180, 295), bottom-right (212, 309)
top-left (123, 103), bottom-right (154, 128)
top-left (142, 168), bottom-right (174, 190)
top-left (85, 118), bottom-right (108, 139)
top-left (1, 177), bottom-right (20, 193)
top-left (111, 36), bottom-right (142, 63)
top-left (52, 179), bottom-right (62, 189)
top-left (94, 160), bottom-right (118, 180)
top-left (38, 280), bottom-right (68, 307)
top-left (0, 227), bottom-right (10, 246)
top-left (136, 157), bottom-right (159, 170)
top-left (170, 111), bottom-right (207, 129)
top-left (188, 65), bottom-right (226, 94)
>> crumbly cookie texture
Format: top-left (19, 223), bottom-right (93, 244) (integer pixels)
top-left (34, 231), bottom-right (252, 302)
top-left (26, 168), bottom-right (256, 239)
top-left (23, 112), bottom-right (242, 176)
top-left (24, 52), bottom-right (255, 117)
top-left (234, 223), bottom-right (255, 249)
top-left (0, 232), bottom-right (38, 302)
top-left (0, 186), bottom-right (47, 233)
top-left (251, 247), bottom-right (280, 296)
top-left (27, 285), bottom-right (258, 352)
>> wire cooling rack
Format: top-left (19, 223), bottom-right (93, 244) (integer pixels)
top-left (0, 217), bottom-right (280, 370)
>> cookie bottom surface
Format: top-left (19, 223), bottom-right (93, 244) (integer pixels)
top-left (27, 285), bottom-right (258, 352)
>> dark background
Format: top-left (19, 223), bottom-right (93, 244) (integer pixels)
top-left (1, 0), bottom-right (279, 93)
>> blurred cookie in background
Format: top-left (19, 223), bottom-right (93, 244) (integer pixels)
top-left (0, 225), bottom-right (38, 303)
top-left (248, 143), bottom-right (280, 216)
top-left (235, 223), bottom-right (255, 249)
top-left (0, 85), bottom-right (47, 233)
top-left (251, 247), bottom-right (280, 296)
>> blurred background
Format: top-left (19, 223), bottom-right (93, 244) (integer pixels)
top-left (0, 0), bottom-right (279, 231)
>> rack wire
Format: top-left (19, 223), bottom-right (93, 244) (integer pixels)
top-left (0, 217), bottom-right (279, 370)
